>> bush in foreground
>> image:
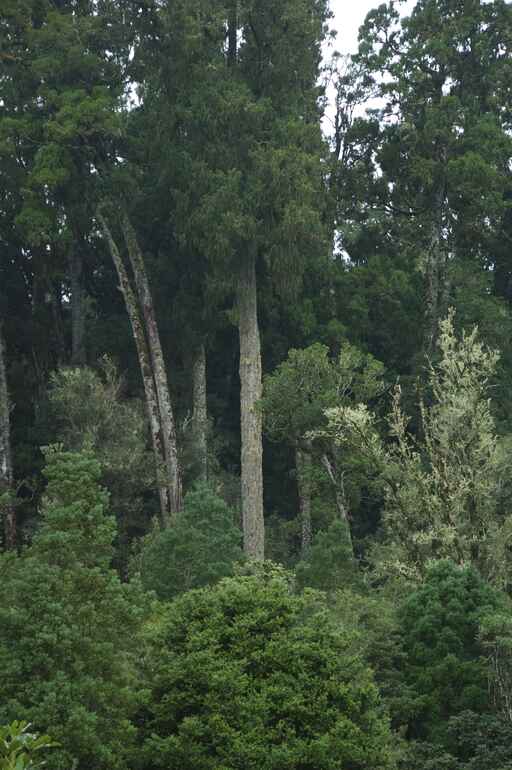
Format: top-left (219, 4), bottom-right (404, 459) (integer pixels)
top-left (0, 448), bottom-right (147, 770)
top-left (139, 567), bottom-right (396, 769)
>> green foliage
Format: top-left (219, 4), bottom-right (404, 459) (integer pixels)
top-left (398, 561), bottom-right (501, 745)
top-left (139, 569), bottom-right (396, 769)
top-left (1, 0), bottom-right (126, 246)
top-left (325, 313), bottom-right (512, 582)
top-left (139, 482), bottom-right (243, 601)
top-left (263, 342), bottom-right (384, 447)
top-left (332, 585), bottom-right (414, 734)
top-left (263, 341), bottom-right (385, 554)
top-left (0, 448), bottom-right (148, 770)
top-left (398, 712), bottom-right (512, 770)
top-left (3, 2), bottom-right (512, 768)
top-left (479, 607), bottom-right (512, 723)
top-left (47, 361), bottom-right (156, 563)
top-left (295, 519), bottom-right (358, 593)
top-left (445, 711), bottom-right (512, 770)
top-left (0, 721), bottom-right (57, 770)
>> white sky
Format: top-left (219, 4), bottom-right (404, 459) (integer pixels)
top-left (322, 0), bottom-right (416, 133)
top-left (329, 0), bottom-right (386, 54)
top-left (329, 0), bottom-right (416, 54)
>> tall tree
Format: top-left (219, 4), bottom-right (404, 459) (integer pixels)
top-left (354, 0), bottom-right (512, 353)
top-left (137, 0), bottom-right (330, 558)
top-left (0, 0), bottom-right (130, 367)
top-left (192, 344), bottom-right (208, 482)
top-left (96, 207), bottom-right (182, 523)
top-left (118, 210), bottom-right (182, 515)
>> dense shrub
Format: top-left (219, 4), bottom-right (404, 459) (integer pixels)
top-left (0, 449), bottom-right (147, 770)
top-left (139, 482), bottom-right (242, 600)
top-left (398, 560), bottom-right (502, 746)
top-left (139, 567), bottom-right (396, 769)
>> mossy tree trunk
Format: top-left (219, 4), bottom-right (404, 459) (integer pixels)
top-left (97, 208), bottom-right (175, 527)
top-left (238, 254), bottom-right (264, 560)
top-left (192, 344), bottom-right (208, 482)
top-left (120, 211), bottom-right (182, 516)
top-left (296, 446), bottom-right (312, 555)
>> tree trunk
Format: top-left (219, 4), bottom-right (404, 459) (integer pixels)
top-left (96, 208), bottom-right (171, 527)
top-left (120, 210), bottom-right (182, 516)
top-left (296, 446), bottom-right (312, 555)
top-left (192, 344), bottom-right (208, 482)
top-left (69, 246), bottom-right (86, 365)
top-left (228, 1), bottom-right (237, 68)
top-left (49, 282), bottom-right (67, 367)
top-left (321, 452), bottom-right (354, 558)
top-left (0, 323), bottom-right (15, 549)
top-left (237, 254), bottom-right (264, 560)
top-left (424, 166), bottom-right (447, 355)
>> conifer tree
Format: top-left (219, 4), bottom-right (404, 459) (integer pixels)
top-left (139, 568), bottom-right (396, 770)
top-left (0, 448), bottom-right (147, 770)
top-left (354, 0), bottom-right (512, 352)
top-left (134, 0), bottom-right (330, 558)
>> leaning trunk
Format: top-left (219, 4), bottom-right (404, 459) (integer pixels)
top-left (0, 323), bottom-right (15, 549)
top-left (321, 452), bottom-right (354, 558)
top-left (192, 344), bottom-right (208, 482)
top-left (97, 209), bottom-right (171, 527)
top-left (120, 211), bottom-right (182, 516)
top-left (296, 446), bottom-right (312, 555)
top-left (237, 254), bottom-right (264, 560)
top-left (69, 246), bottom-right (86, 365)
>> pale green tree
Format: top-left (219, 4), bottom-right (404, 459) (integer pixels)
top-left (0, 721), bottom-right (56, 770)
top-left (322, 312), bottom-right (512, 584)
top-left (48, 361), bottom-right (155, 565)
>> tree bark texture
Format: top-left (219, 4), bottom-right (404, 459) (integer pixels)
top-left (69, 245), bottom-right (86, 365)
top-left (96, 208), bottom-right (171, 527)
top-left (0, 323), bottom-right (15, 549)
top-left (237, 254), bottom-right (265, 560)
top-left (192, 344), bottom-right (208, 482)
top-left (296, 446), bottom-right (312, 555)
top-left (120, 210), bottom-right (182, 516)
top-left (321, 453), bottom-right (354, 558)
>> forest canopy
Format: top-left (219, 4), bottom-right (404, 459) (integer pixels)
top-left (1, 0), bottom-right (512, 768)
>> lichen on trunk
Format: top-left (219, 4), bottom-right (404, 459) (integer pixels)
top-left (96, 207), bottom-right (173, 527)
top-left (237, 254), bottom-right (264, 560)
top-left (296, 446), bottom-right (312, 555)
top-left (192, 344), bottom-right (208, 482)
top-left (320, 453), bottom-right (354, 559)
top-left (120, 211), bottom-right (182, 516)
